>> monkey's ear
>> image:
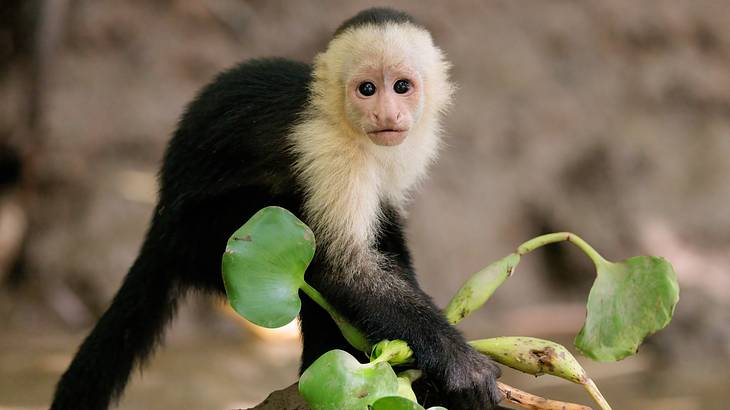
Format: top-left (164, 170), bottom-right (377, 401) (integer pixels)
top-left (222, 206), bottom-right (315, 328)
top-left (313, 54), bottom-right (327, 72)
top-left (311, 55), bottom-right (331, 84)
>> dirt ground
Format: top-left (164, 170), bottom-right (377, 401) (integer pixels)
top-left (1, 1), bottom-right (729, 409)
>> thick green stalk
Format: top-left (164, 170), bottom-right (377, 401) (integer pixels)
top-left (469, 337), bottom-right (612, 410)
top-left (444, 253), bottom-right (521, 324)
top-left (469, 337), bottom-right (588, 384)
top-left (397, 369), bottom-right (423, 383)
top-left (396, 370), bottom-right (422, 403)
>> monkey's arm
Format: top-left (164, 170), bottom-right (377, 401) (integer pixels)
top-left (320, 258), bottom-right (502, 409)
top-left (309, 210), bottom-right (502, 410)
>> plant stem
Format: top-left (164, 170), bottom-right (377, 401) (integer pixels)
top-left (300, 281), bottom-right (332, 312)
top-left (397, 369), bottom-right (423, 383)
top-left (300, 281), bottom-right (371, 353)
top-left (498, 381), bottom-right (592, 410)
top-left (517, 232), bottom-right (608, 266)
top-left (369, 355), bottom-right (387, 365)
top-left (583, 379), bottom-right (612, 410)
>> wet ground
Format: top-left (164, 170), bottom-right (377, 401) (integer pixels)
top-left (1, 323), bottom-right (726, 410)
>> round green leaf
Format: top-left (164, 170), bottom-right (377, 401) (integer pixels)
top-left (222, 206), bottom-right (315, 328)
top-left (371, 397), bottom-right (447, 410)
top-left (575, 256), bottom-right (679, 361)
top-left (371, 396), bottom-right (425, 410)
top-left (299, 349), bottom-right (399, 410)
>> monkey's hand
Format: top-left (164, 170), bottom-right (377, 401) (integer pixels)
top-left (439, 345), bottom-right (503, 410)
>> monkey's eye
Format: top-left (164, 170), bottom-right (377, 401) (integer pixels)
top-left (393, 79), bottom-right (411, 94)
top-left (358, 82), bottom-right (376, 97)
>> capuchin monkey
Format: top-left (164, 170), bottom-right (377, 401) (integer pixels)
top-left (51, 8), bottom-right (502, 410)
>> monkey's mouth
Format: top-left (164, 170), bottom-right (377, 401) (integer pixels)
top-left (367, 129), bottom-right (408, 146)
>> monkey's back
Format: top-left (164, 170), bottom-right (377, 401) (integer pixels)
top-left (160, 58), bottom-right (313, 206)
top-left (51, 58), bottom-right (317, 410)
top-left (150, 59), bottom-right (312, 290)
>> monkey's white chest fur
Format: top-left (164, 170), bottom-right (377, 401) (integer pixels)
top-left (289, 116), bottom-right (441, 260)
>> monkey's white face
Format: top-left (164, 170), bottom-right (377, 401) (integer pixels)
top-left (345, 64), bottom-right (424, 146)
top-left (310, 23), bottom-right (452, 149)
top-left (294, 21), bottom-right (453, 249)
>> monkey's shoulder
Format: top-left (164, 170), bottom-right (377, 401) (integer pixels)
top-left (176, 58), bottom-right (312, 135)
top-left (207, 58), bottom-right (312, 101)
top-left (194, 58), bottom-right (311, 111)
top-left (172, 58), bottom-right (311, 144)
top-left (159, 59), bottom-right (310, 204)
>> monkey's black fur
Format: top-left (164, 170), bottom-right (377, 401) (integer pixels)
top-left (52, 9), bottom-right (503, 410)
top-left (0, 144), bottom-right (21, 189)
top-left (334, 7), bottom-right (422, 37)
top-left (51, 58), bottom-right (311, 410)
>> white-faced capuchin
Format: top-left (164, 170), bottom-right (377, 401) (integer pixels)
top-left (51, 8), bottom-right (502, 410)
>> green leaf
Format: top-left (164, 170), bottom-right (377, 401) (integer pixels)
top-left (222, 206), bottom-right (315, 328)
top-left (371, 396), bottom-right (424, 410)
top-left (371, 396), bottom-right (447, 410)
top-left (299, 350), bottom-right (399, 410)
top-left (444, 253), bottom-right (521, 324)
top-left (575, 256), bottom-right (679, 361)
top-left (221, 206), bottom-right (371, 351)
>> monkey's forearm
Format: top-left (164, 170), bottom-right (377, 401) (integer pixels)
top-left (323, 273), bottom-right (503, 410)
top-left (321, 273), bottom-right (473, 374)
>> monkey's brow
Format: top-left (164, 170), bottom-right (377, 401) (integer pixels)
top-left (351, 60), bottom-right (417, 78)
top-left (353, 62), bottom-right (382, 73)
top-left (386, 61), bottom-right (417, 73)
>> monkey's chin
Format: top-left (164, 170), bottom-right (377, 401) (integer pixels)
top-left (367, 130), bottom-right (408, 146)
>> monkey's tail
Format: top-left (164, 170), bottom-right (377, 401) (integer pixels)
top-left (50, 238), bottom-right (178, 410)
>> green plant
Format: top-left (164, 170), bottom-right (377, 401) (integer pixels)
top-left (222, 207), bottom-right (679, 410)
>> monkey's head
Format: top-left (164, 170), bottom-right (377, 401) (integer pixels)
top-left (311, 8), bottom-right (453, 148)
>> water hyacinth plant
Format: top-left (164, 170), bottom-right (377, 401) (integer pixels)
top-left (222, 207), bottom-right (679, 410)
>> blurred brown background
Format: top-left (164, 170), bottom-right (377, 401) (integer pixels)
top-left (1, 1), bottom-right (729, 409)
